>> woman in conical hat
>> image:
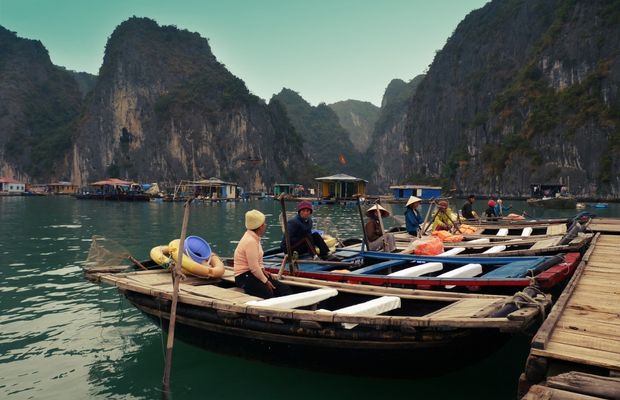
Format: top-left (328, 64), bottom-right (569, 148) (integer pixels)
top-left (365, 204), bottom-right (396, 252)
top-left (404, 196), bottom-right (423, 236)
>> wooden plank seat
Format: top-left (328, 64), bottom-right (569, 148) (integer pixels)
top-left (437, 263), bottom-right (483, 289)
top-left (245, 288), bottom-right (338, 309)
top-left (521, 227), bottom-right (533, 237)
top-left (319, 296), bottom-right (401, 329)
top-left (439, 247), bottom-right (466, 256)
top-left (387, 262), bottom-right (443, 277)
top-left (483, 245), bottom-right (507, 254)
top-left (496, 228), bottom-right (509, 236)
top-left (351, 259), bottom-right (408, 275)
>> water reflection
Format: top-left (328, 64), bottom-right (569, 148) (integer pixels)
top-left (0, 196), bottom-right (617, 399)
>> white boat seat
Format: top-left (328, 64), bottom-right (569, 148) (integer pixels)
top-left (439, 247), bottom-right (466, 256)
top-left (496, 228), bottom-right (509, 236)
top-left (319, 296), bottom-right (401, 329)
top-left (437, 263), bottom-right (483, 289)
top-left (388, 262), bottom-right (443, 277)
top-left (521, 227), bottom-right (533, 237)
top-left (482, 245), bottom-right (507, 254)
top-left (467, 238), bottom-right (490, 249)
top-left (246, 288), bottom-right (338, 309)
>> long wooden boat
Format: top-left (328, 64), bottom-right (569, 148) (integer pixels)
top-left (94, 268), bottom-right (551, 376)
top-left (263, 251), bottom-right (582, 295)
top-left (526, 196), bottom-right (577, 209)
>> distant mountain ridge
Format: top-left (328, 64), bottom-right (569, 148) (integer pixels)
top-left (1, 0), bottom-right (618, 197)
top-left (328, 100), bottom-right (379, 152)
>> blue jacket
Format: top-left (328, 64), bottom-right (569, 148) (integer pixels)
top-left (280, 214), bottom-right (312, 251)
top-left (405, 208), bottom-right (423, 235)
top-left (494, 203), bottom-right (511, 216)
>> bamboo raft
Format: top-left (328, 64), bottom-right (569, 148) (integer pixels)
top-left (91, 267), bottom-right (551, 376)
top-left (519, 233), bottom-right (620, 399)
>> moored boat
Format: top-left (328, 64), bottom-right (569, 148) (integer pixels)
top-left (93, 268), bottom-right (551, 376)
top-left (262, 250), bottom-right (582, 295)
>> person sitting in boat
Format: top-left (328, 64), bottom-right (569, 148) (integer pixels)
top-left (280, 201), bottom-right (335, 260)
top-left (365, 204), bottom-right (396, 252)
top-left (493, 198), bottom-right (512, 216)
top-left (404, 196), bottom-right (424, 236)
top-left (431, 200), bottom-right (458, 232)
top-left (234, 209), bottom-right (292, 298)
top-left (461, 194), bottom-right (478, 220)
top-left (485, 199), bottom-right (498, 220)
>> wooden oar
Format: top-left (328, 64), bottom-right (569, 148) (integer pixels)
top-left (162, 198), bottom-right (192, 398)
top-left (279, 195), bottom-right (296, 274)
top-left (356, 197), bottom-right (369, 252)
top-left (374, 199), bottom-right (388, 251)
top-left (421, 199), bottom-right (437, 235)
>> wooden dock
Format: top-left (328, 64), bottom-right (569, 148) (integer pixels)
top-left (519, 232), bottom-right (620, 399)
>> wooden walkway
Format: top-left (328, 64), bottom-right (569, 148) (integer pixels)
top-left (520, 233), bottom-right (620, 399)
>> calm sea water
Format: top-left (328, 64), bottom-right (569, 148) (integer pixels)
top-left (1, 197), bottom-right (616, 400)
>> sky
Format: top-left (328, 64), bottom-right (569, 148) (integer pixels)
top-left (0, 0), bottom-right (489, 106)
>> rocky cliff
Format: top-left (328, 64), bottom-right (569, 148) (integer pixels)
top-left (328, 100), bottom-right (379, 152)
top-left (0, 26), bottom-right (83, 181)
top-left (402, 0), bottom-right (620, 197)
top-left (367, 76), bottom-right (424, 191)
top-left (69, 17), bottom-right (311, 190)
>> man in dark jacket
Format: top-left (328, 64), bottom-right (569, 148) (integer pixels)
top-left (461, 195), bottom-right (477, 220)
top-left (280, 201), bottom-right (332, 259)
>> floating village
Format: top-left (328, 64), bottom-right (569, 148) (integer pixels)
top-left (3, 172), bottom-right (619, 399)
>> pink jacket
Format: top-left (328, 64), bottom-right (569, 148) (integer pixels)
top-left (233, 230), bottom-right (268, 283)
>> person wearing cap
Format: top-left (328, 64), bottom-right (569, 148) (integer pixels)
top-left (280, 200), bottom-right (333, 260)
top-left (234, 209), bottom-right (292, 298)
top-left (461, 195), bottom-right (478, 220)
top-left (431, 200), bottom-right (458, 232)
top-left (365, 204), bottom-right (396, 252)
top-left (404, 196), bottom-right (424, 236)
top-left (485, 199), bottom-right (498, 219)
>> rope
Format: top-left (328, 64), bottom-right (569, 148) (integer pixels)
top-left (503, 286), bottom-right (547, 322)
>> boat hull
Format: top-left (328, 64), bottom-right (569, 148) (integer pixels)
top-left (126, 290), bottom-right (509, 377)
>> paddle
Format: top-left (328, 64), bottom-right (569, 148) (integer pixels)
top-left (374, 199), bottom-right (388, 251)
top-left (421, 199), bottom-right (437, 235)
top-left (162, 197), bottom-right (192, 398)
top-left (356, 197), bottom-right (369, 252)
top-left (279, 195), bottom-right (296, 275)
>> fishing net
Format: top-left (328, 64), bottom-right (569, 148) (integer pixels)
top-left (84, 235), bottom-right (132, 272)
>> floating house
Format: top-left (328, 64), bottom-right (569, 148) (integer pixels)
top-left (172, 178), bottom-right (239, 201)
top-left (389, 184), bottom-right (442, 201)
top-left (76, 178), bottom-right (150, 201)
top-left (47, 181), bottom-right (79, 195)
top-left (315, 173), bottom-right (366, 201)
top-left (0, 178), bottom-right (25, 195)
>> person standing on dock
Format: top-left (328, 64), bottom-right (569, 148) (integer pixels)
top-left (404, 196), bottom-right (424, 236)
top-left (234, 209), bottom-right (292, 298)
top-left (461, 194), bottom-right (478, 220)
top-left (280, 201), bottom-right (335, 260)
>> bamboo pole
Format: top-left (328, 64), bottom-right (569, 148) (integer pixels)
top-left (161, 198), bottom-right (192, 397)
top-left (279, 195), bottom-right (296, 274)
top-left (356, 197), bottom-right (369, 252)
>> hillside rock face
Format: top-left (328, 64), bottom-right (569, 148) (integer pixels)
top-left (367, 76), bottom-right (424, 191)
top-left (402, 0), bottom-right (620, 197)
top-left (328, 100), bottom-right (379, 152)
top-left (70, 17), bottom-right (310, 190)
top-left (0, 26), bottom-right (83, 181)
top-left (272, 89), bottom-right (367, 178)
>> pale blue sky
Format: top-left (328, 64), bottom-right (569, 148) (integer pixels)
top-left (0, 0), bottom-right (488, 106)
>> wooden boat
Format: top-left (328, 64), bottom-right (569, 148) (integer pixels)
top-left (93, 268), bottom-right (551, 376)
top-left (263, 251), bottom-right (582, 295)
top-left (526, 196), bottom-right (577, 209)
